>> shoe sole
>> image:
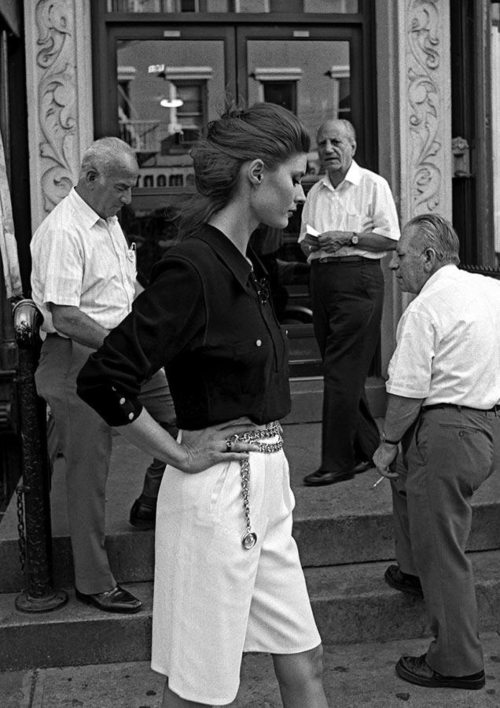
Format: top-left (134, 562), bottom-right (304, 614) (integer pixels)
top-left (75, 591), bottom-right (142, 614)
top-left (396, 661), bottom-right (485, 690)
top-left (129, 518), bottom-right (155, 530)
top-left (303, 473), bottom-right (354, 487)
top-left (384, 569), bottom-right (424, 598)
top-left (352, 461), bottom-right (373, 475)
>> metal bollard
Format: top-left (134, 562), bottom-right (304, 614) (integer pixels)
top-left (13, 299), bottom-right (67, 612)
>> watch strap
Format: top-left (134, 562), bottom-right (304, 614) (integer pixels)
top-left (381, 432), bottom-right (400, 445)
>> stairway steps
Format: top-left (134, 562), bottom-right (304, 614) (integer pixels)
top-left (2, 425), bottom-right (500, 671)
top-left (1, 456), bottom-right (499, 593)
top-left (2, 550), bottom-right (500, 671)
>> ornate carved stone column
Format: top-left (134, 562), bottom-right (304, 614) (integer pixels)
top-left (24, 0), bottom-right (93, 231)
top-left (403, 0), bottom-right (452, 220)
top-left (376, 0), bottom-right (452, 368)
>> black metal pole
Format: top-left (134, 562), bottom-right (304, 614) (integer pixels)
top-left (13, 299), bottom-right (67, 612)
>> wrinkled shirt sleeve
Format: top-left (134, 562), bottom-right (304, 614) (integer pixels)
top-left (77, 257), bottom-right (204, 426)
top-left (386, 308), bottom-right (437, 399)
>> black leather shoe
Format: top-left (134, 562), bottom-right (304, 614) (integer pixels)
top-left (75, 585), bottom-right (142, 614)
top-left (303, 468), bottom-right (354, 486)
top-left (385, 564), bottom-right (423, 598)
top-left (352, 459), bottom-right (373, 474)
top-left (129, 495), bottom-right (157, 530)
top-left (396, 654), bottom-right (485, 690)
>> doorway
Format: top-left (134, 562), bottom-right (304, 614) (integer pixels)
top-left (91, 5), bottom-right (375, 376)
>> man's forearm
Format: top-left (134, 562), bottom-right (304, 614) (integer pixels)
top-left (382, 394), bottom-right (424, 442)
top-left (317, 230), bottom-right (398, 254)
top-left (372, 394), bottom-right (424, 476)
top-left (353, 232), bottom-right (397, 252)
top-left (51, 304), bottom-right (109, 350)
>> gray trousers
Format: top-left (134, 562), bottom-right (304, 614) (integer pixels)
top-left (35, 335), bottom-right (176, 594)
top-left (391, 405), bottom-right (500, 675)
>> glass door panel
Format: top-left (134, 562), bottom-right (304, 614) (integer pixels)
top-left (242, 32), bottom-right (355, 373)
top-left (116, 35), bottom-right (231, 282)
top-left (112, 25), bottom-right (364, 377)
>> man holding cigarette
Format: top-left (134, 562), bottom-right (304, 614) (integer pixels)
top-left (299, 118), bottom-right (400, 486)
top-left (373, 214), bottom-right (500, 690)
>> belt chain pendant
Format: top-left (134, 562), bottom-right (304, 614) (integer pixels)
top-left (240, 456), bottom-right (257, 550)
top-left (227, 422), bottom-right (283, 551)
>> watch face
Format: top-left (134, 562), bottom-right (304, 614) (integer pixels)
top-left (351, 234), bottom-right (359, 245)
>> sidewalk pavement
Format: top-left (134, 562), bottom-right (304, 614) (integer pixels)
top-left (2, 633), bottom-right (499, 707)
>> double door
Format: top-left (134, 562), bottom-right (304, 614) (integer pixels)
top-left (95, 19), bottom-right (372, 375)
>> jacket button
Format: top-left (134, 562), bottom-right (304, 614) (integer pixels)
top-left (128, 412), bottom-right (134, 421)
top-left (119, 397), bottom-right (126, 405)
top-left (256, 339), bottom-right (262, 347)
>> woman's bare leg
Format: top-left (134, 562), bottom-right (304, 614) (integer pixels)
top-left (272, 645), bottom-right (328, 708)
top-left (161, 679), bottom-right (210, 708)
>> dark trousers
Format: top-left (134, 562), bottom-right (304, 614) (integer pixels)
top-left (392, 406), bottom-right (500, 674)
top-left (310, 259), bottom-right (383, 473)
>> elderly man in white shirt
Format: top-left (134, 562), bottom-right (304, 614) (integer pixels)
top-left (31, 137), bottom-right (175, 613)
top-left (300, 118), bottom-right (400, 487)
top-left (373, 213), bottom-right (500, 691)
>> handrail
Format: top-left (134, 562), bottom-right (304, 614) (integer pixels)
top-left (13, 299), bottom-right (67, 612)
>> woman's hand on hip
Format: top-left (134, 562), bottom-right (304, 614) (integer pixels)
top-left (179, 417), bottom-right (261, 474)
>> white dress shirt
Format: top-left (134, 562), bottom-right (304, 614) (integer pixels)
top-left (386, 265), bottom-right (500, 408)
top-left (31, 188), bottom-right (136, 334)
top-left (299, 160), bottom-right (400, 260)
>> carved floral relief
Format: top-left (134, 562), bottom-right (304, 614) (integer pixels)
top-left (34, 0), bottom-right (77, 215)
top-left (407, 0), bottom-right (444, 213)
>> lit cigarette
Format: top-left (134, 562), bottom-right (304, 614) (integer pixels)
top-left (372, 476), bottom-right (386, 489)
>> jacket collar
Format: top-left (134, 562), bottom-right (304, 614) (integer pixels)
top-left (197, 224), bottom-right (261, 289)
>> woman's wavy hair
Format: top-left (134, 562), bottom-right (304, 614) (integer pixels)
top-left (178, 102), bottom-right (310, 239)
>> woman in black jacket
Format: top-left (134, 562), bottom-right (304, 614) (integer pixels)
top-left (77, 102), bottom-right (327, 708)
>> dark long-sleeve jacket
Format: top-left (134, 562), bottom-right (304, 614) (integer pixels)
top-left (77, 225), bottom-right (291, 430)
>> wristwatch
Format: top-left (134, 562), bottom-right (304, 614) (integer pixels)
top-left (350, 232), bottom-right (359, 246)
top-left (380, 432), bottom-right (400, 445)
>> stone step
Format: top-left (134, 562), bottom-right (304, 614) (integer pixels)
top-left (1, 550), bottom-right (500, 671)
top-left (1, 425), bottom-right (500, 592)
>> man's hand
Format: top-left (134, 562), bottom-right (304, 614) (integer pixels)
top-left (372, 442), bottom-right (400, 479)
top-left (178, 418), bottom-right (262, 474)
top-left (300, 234), bottom-right (322, 257)
top-left (317, 230), bottom-right (353, 253)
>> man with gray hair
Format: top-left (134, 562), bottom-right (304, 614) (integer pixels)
top-left (31, 137), bottom-right (175, 613)
top-left (374, 213), bottom-right (500, 690)
top-left (299, 118), bottom-right (400, 486)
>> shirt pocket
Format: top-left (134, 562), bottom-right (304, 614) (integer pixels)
top-left (203, 338), bottom-right (271, 396)
top-left (343, 206), bottom-right (372, 233)
top-left (125, 246), bottom-right (137, 282)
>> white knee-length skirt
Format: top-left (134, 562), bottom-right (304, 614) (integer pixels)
top-left (151, 431), bottom-right (321, 705)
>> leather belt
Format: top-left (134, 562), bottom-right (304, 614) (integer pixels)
top-left (423, 403), bottom-right (500, 414)
top-left (313, 256), bottom-right (375, 264)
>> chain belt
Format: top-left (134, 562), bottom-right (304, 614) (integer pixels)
top-left (226, 421), bottom-right (283, 550)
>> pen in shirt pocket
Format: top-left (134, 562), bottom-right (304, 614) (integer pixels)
top-left (127, 242), bottom-right (136, 260)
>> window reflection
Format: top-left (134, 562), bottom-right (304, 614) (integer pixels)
top-left (117, 40), bottom-right (224, 187)
top-left (115, 34), bottom-right (349, 371)
top-left (107, 0), bottom-right (358, 12)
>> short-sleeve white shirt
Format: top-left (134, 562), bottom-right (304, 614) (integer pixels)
top-left (299, 160), bottom-right (400, 260)
top-left (31, 188), bottom-right (136, 334)
top-left (386, 265), bottom-right (500, 408)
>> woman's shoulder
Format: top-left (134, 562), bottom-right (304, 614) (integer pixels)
top-left (150, 229), bottom-right (216, 282)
